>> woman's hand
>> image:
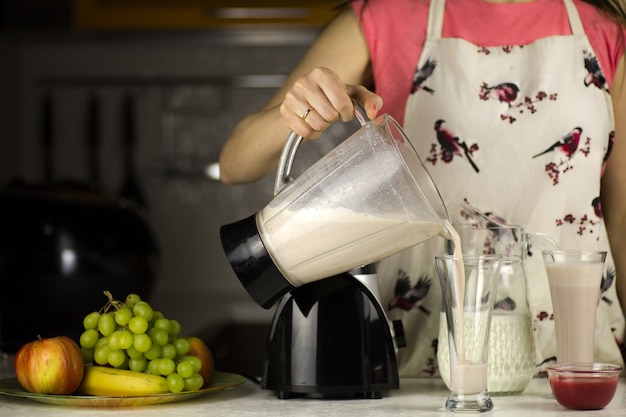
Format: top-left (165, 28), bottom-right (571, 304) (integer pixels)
top-left (280, 67), bottom-right (383, 139)
top-left (219, 7), bottom-right (374, 185)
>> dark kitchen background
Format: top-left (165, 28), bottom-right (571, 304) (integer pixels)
top-left (0, 0), bottom-right (357, 377)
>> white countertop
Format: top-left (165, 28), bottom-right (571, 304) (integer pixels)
top-left (0, 352), bottom-right (624, 417)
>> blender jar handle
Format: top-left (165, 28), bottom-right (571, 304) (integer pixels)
top-left (274, 102), bottom-right (369, 195)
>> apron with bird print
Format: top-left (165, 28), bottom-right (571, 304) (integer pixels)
top-left (377, 0), bottom-right (625, 377)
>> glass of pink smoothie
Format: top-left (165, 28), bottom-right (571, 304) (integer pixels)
top-left (436, 255), bottom-right (502, 413)
top-left (542, 250), bottom-right (607, 364)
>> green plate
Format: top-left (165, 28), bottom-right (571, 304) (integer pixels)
top-left (0, 371), bottom-right (246, 407)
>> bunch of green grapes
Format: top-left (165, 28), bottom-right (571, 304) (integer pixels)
top-left (79, 291), bottom-right (204, 393)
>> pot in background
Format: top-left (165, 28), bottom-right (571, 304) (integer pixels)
top-left (0, 181), bottom-right (159, 352)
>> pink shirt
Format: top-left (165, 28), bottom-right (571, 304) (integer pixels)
top-left (351, 0), bottom-right (626, 125)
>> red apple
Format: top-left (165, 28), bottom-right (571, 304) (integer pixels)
top-left (186, 336), bottom-right (214, 387)
top-left (14, 336), bottom-right (85, 395)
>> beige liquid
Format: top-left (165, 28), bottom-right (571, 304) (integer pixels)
top-left (258, 207), bottom-right (443, 286)
top-left (545, 261), bottom-right (604, 363)
top-left (451, 363), bottom-right (488, 395)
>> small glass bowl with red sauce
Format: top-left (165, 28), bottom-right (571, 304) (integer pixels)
top-left (546, 363), bottom-right (622, 410)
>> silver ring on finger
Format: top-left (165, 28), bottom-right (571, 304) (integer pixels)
top-left (302, 108), bottom-right (313, 120)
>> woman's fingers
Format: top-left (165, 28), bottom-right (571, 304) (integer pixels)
top-left (348, 84), bottom-right (384, 120)
top-left (281, 68), bottom-right (344, 137)
top-left (280, 67), bottom-right (382, 138)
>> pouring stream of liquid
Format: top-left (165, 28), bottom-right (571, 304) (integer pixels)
top-left (445, 220), bottom-right (467, 364)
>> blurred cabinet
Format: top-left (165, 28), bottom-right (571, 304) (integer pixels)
top-left (74, 0), bottom-right (342, 30)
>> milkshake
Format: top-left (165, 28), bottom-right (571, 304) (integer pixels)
top-left (258, 207), bottom-right (444, 286)
top-left (543, 251), bottom-right (606, 364)
top-left (436, 243), bottom-right (501, 412)
top-left (446, 225), bottom-right (494, 395)
top-left (451, 363), bottom-right (488, 395)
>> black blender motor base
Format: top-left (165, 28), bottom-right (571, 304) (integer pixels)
top-left (274, 390), bottom-right (384, 400)
top-left (261, 273), bottom-right (400, 399)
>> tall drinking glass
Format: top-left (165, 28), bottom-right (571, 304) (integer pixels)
top-left (542, 250), bottom-right (606, 364)
top-left (436, 255), bottom-right (502, 413)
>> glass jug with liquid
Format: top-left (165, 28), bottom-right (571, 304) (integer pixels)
top-left (220, 108), bottom-right (452, 309)
top-left (437, 203), bottom-right (559, 395)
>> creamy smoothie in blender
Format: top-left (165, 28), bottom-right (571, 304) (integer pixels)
top-left (257, 206), bottom-right (444, 286)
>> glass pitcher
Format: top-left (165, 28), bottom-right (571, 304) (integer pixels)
top-left (437, 203), bottom-right (558, 395)
top-left (220, 108), bottom-right (452, 309)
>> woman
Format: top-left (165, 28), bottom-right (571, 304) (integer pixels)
top-left (219, 0), bottom-right (626, 377)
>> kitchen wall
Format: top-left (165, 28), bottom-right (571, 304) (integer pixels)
top-left (0, 27), bottom-right (359, 347)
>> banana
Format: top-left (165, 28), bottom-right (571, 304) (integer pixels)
top-left (77, 366), bottom-right (169, 397)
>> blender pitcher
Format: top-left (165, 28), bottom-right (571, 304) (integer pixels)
top-left (220, 107), bottom-right (451, 309)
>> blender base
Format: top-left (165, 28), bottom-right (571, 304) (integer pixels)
top-left (273, 389), bottom-right (384, 400)
top-left (261, 272), bottom-right (400, 400)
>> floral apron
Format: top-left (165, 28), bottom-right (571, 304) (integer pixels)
top-left (377, 0), bottom-right (625, 377)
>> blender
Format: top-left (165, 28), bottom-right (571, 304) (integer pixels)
top-left (220, 107), bottom-right (451, 398)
